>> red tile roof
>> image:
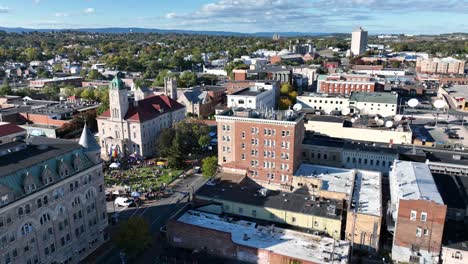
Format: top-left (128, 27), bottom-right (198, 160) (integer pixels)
top-left (98, 95), bottom-right (185, 122)
top-left (0, 122), bottom-right (26, 137)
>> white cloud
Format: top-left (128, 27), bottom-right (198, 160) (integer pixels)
top-left (163, 0), bottom-right (321, 31)
top-left (0, 6), bottom-right (10, 13)
top-left (55, 12), bottom-right (69, 17)
top-left (84, 8), bottom-right (95, 14)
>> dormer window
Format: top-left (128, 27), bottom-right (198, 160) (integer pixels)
top-left (0, 194), bottom-right (8, 206)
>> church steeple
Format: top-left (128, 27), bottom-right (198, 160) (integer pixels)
top-left (79, 123), bottom-right (101, 164)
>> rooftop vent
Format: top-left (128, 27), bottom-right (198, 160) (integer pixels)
top-left (259, 188), bottom-right (269, 197)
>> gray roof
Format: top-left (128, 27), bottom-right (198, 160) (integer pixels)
top-left (0, 138), bottom-right (82, 178)
top-left (78, 124), bottom-right (100, 152)
top-left (196, 178), bottom-right (343, 220)
top-left (349, 92), bottom-right (398, 104)
top-left (182, 89), bottom-right (209, 104)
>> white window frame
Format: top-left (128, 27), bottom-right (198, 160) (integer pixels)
top-left (410, 210), bottom-right (417, 221)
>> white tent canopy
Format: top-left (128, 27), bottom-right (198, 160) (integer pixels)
top-left (109, 162), bottom-right (121, 169)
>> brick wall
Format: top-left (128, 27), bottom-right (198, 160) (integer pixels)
top-left (218, 119), bottom-right (304, 186)
top-left (394, 200), bottom-right (447, 253)
top-left (320, 82), bottom-right (376, 95)
top-left (166, 219), bottom-right (318, 264)
top-left (19, 113), bottom-right (70, 126)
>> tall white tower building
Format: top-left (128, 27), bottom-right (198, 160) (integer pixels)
top-left (351, 27), bottom-right (368, 56)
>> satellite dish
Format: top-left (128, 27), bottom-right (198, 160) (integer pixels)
top-left (394, 115), bottom-right (403, 122)
top-left (374, 116), bottom-right (380, 121)
top-left (376, 119), bottom-right (384, 126)
top-left (341, 107), bottom-right (351, 116)
top-left (434, 100), bottom-right (446, 109)
top-left (408, 98), bottom-right (419, 108)
top-left (292, 103), bottom-right (303, 112)
top-left (385, 120), bottom-right (394, 128)
top-left (350, 118), bottom-right (356, 123)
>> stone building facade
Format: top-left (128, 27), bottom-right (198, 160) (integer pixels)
top-left (0, 127), bottom-right (107, 264)
top-left (97, 75), bottom-right (186, 159)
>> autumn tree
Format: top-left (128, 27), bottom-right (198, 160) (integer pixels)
top-left (113, 217), bottom-right (152, 258)
top-left (202, 156), bottom-right (218, 178)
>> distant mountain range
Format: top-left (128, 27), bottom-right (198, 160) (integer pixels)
top-left (0, 26), bottom-right (334, 37)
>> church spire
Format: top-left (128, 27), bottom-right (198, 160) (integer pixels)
top-left (79, 123), bottom-right (100, 152)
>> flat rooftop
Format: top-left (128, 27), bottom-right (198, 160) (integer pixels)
top-left (294, 164), bottom-right (354, 197)
top-left (216, 108), bottom-right (304, 123)
top-left (349, 92), bottom-right (398, 105)
top-left (389, 160), bottom-right (444, 207)
top-left (446, 85), bottom-right (468, 99)
top-left (231, 88), bottom-right (263, 96)
top-left (352, 170), bottom-right (382, 217)
top-left (196, 178), bottom-right (343, 220)
top-left (306, 114), bottom-right (411, 132)
top-left (178, 210), bottom-right (350, 264)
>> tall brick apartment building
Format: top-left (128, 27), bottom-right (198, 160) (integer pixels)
top-left (388, 160), bottom-right (447, 264)
top-left (317, 74), bottom-right (377, 95)
top-left (216, 108), bottom-right (304, 189)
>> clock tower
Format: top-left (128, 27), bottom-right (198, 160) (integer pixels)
top-left (109, 73), bottom-right (128, 121)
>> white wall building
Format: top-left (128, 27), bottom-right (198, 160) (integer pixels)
top-left (227, 82), bottom-right (279, 109)
top-left (351, 27), bottom-right (368, 56)
top-left (297, 92), bottom-right (398, 117)
top-left (97, 75), bottom-right (186, 159)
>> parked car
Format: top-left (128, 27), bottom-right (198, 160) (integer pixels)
top-left (114, 197), bottom-right (134, 207)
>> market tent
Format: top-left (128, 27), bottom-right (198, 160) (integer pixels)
top-left (109, 162), bottom-right (121, 169)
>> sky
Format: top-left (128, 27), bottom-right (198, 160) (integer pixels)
top-left (0, 0), bottom-right (467, 34)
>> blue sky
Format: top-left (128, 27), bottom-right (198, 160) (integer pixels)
top-left (0, 0), bottom-right (467, 34)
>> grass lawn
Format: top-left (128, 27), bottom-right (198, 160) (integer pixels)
top-left (105, 166), bottom-right (183, 191)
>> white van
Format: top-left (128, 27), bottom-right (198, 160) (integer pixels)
top-left (114, 197), bottom-right (134, 207)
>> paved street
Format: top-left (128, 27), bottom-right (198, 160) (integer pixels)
top-left (83, 173), bottom-right (208, 264)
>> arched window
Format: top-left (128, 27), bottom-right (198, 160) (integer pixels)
top-left (57, 205), bottom-right (65, 216)
top-left (37, 199), bottom-right (42, 208)
top-left (72, 197), bottom-right (81, 207)
top-left (40, 213), bottom-right (51, 225)
top-left (43, 196), bottom-right (48, 205)
top-left (21, 223), bottom-right (33, 236)
top-left (18, 207), bottom-right (24, 216)
top-left (85, 189), bottom-right (94, 200)
top-left (25, 204), bottom-right (31, 214)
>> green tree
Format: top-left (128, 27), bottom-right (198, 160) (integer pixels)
top-left (87, 69), bottom-right (103, 80)
top-left (53, 64), bottom-right (63, 72)
top-left (225, 61), bottom-right (248, 79)
top-left (63, 86), bottom-right (75, 97)
top-left (37, 68), bottom-right (52, 78)
top-left (157, 128), bottom-right (175, 157)
top-left (113, 217), bottom-right (152, 257)
top-left (42, 85), bottom-right (60, 100)
top-left (179, 71), bottom-right (197, 88)
top-left (79, 68), bottom-right (88, 77)
top-left (81, 88), bottom-right (96, 101)
top-left (96, 101), bottom-right (109, 116)
top-left (280, 83), bottom-right (292, 95)
top-left (134, 78), bottom-right (152, 88)
top-left (23, 47), bottom-right (42, 61)
top-left (279, 96), bottom-right (293, 110)
top-left (198, 134), bottom-right (211, 148)
top-left (0, 78), bottom-right (12, 96)
top-left (202, 156), bottom-right (218, 178)
top-left (152, 70), bottom-right (169, 87)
